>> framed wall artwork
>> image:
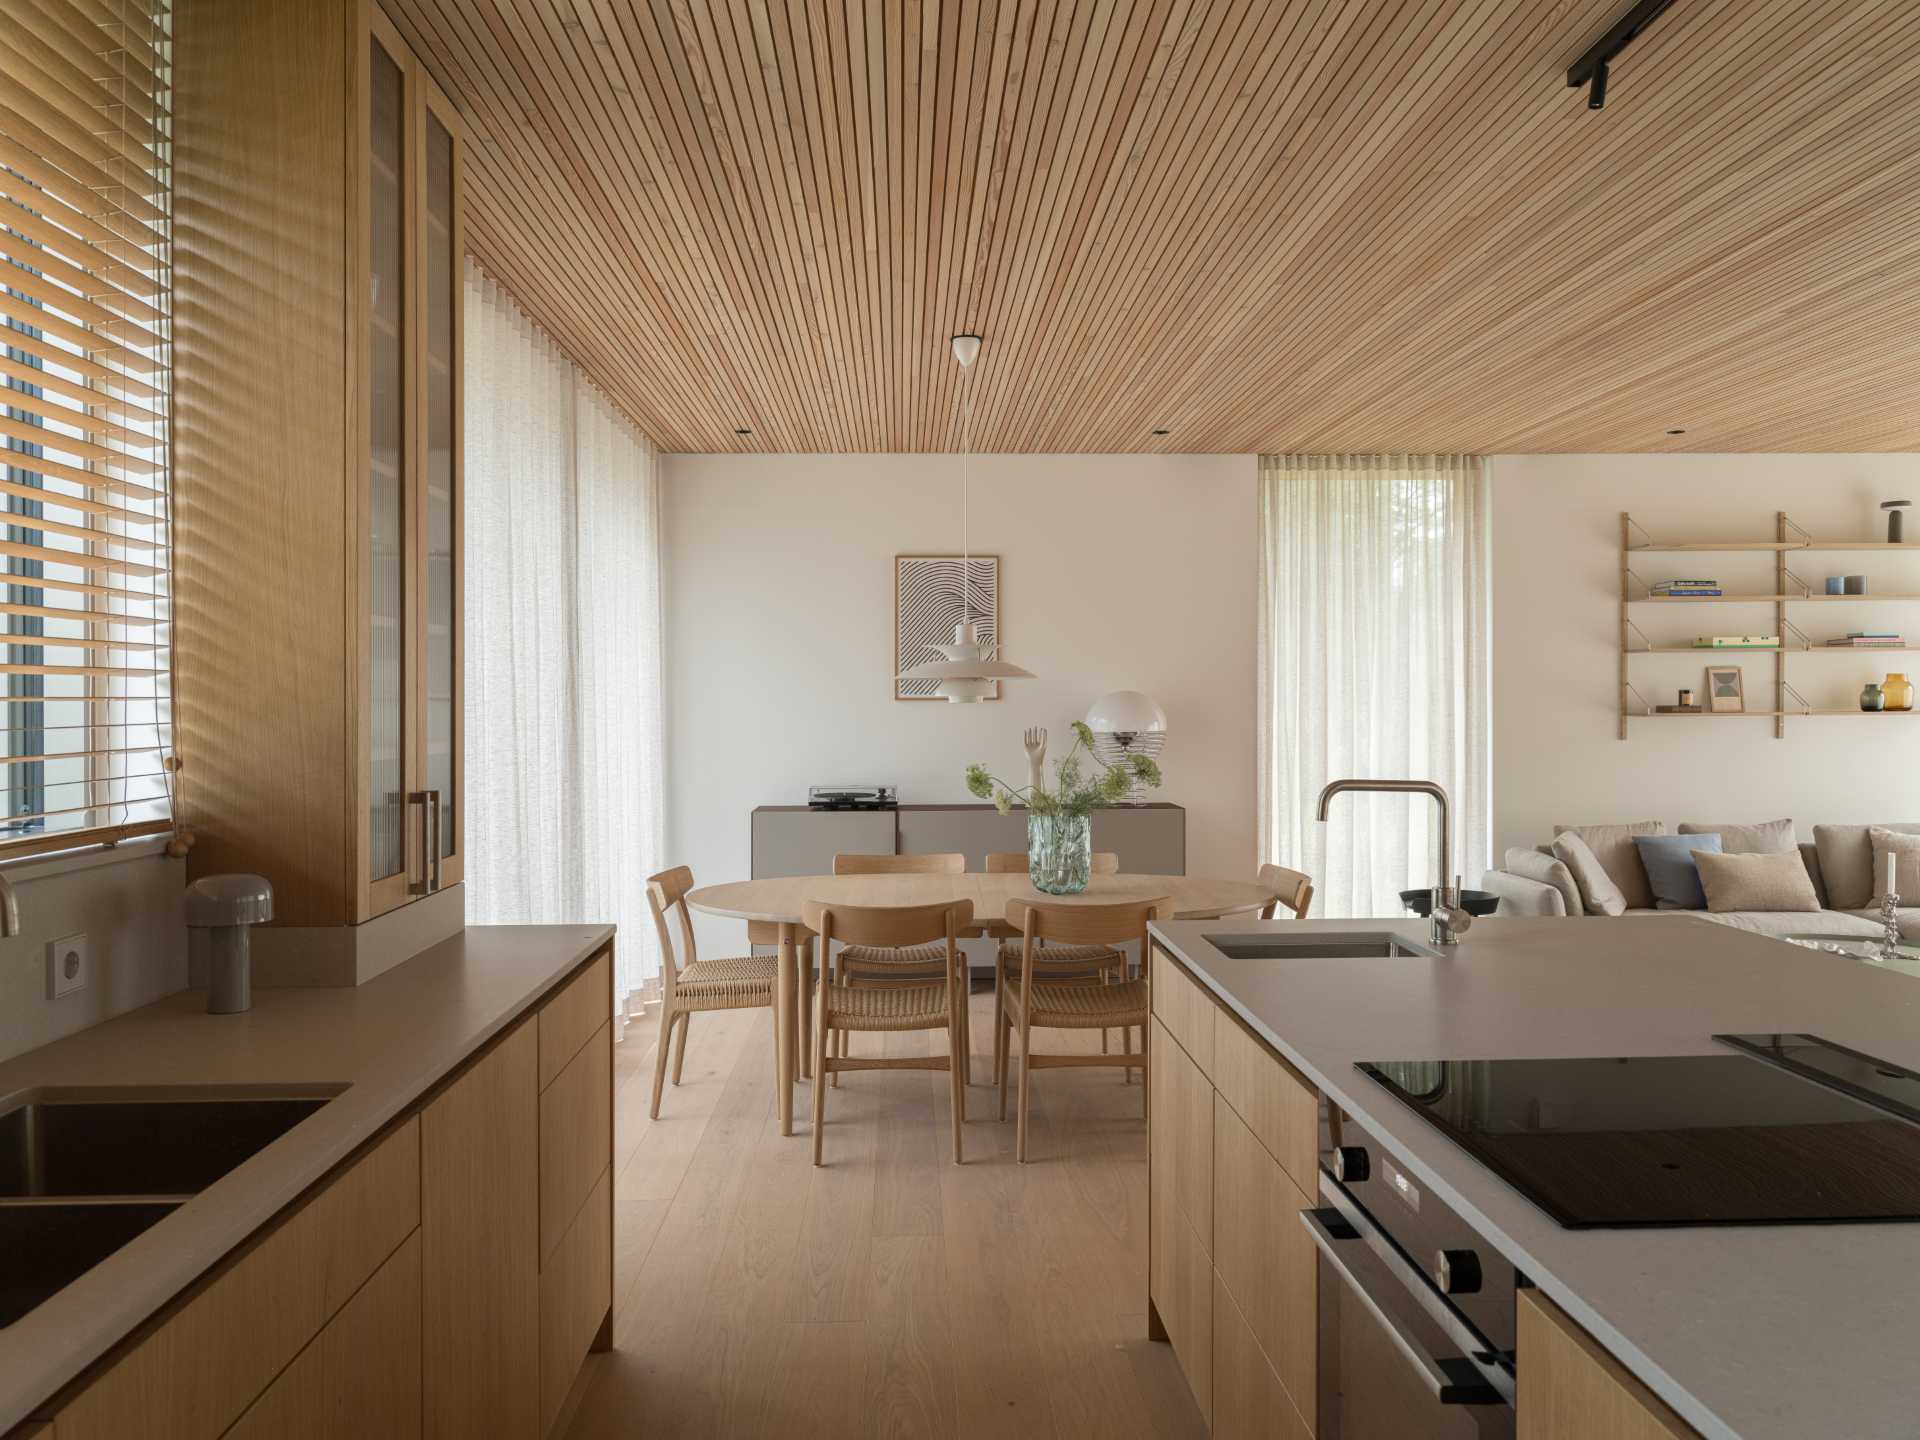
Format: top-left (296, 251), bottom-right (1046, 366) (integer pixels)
top-left (895, 554), bottom-right (1001, 701)
top-left (1705, 664), bottom-right (1745, 713)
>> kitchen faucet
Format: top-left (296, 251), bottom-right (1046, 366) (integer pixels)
top-left (1315, 778), bottom-right (1472, 946)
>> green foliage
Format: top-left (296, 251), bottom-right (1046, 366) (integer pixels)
top-left (964, 725), bottom-right (1163, 818)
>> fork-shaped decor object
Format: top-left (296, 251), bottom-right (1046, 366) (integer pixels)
top-left (1023, 726), bottom-right (1047, 795)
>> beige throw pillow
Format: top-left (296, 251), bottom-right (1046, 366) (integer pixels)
top-left (1696, 850), bottom-right (1822, 914)
top-left (1552, 821), bottom-right (1664, 910)
top-left (1869, 829), bottom-right (1920, 906)
top-left (1551, 832), bottom-right (1628, 917)
top-left (1504, 847), bottom-right (1582, 918)
top-left (1812, 823), bottom-right (1920, 910)
top-left (1678, 819), bottom-right (1795, 854)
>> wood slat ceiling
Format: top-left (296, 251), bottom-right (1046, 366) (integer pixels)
top-left (380, 0), bottom-right (1920, 454)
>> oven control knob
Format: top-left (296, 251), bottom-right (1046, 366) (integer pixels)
top-left (1331, 1146), bottom-right (1370, 1183)
top-left (1434, 1249), bottom-right (1483, 1296)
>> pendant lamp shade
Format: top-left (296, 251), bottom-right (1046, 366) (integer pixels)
top-left (895, 335), bottom-right (1035, 702)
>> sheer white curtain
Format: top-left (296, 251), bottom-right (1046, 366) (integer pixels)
top-left (464, 263), bottom-right (666, 1022)
top-left (1257, 454), bottom-right (1491, 919)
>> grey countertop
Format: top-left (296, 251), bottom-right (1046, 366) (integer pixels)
top-left (1148, 913), bottom-right (1920, 1440)
top-left (0, 922), bottom-right (615, 1433)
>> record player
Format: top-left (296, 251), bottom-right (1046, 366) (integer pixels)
top-left (807, 785), bottom-right (897, 811)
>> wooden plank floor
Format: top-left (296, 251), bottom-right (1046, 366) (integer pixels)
top-left (558, 991), bottom-right (1206, 1439)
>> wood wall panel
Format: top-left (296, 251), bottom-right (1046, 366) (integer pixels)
top-left (374, 0), bottom-right (1920, 454)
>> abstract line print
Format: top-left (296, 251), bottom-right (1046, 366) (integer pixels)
top-left (895, 555), bottom-right (1001, 700)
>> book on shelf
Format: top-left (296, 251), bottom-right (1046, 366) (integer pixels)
top-left (1825, 636), bottom-right (1905, 647)
top-left (1692, 636), bottom-right (1779, 648)
top-left (1654, 704), bottom-right (1705, 713)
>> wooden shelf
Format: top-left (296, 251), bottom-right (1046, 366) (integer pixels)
top-left (1627, 542), bottom-right (1803, 552)
top-left (1630, 594), bottom-right (1920, 603)
top-left (1630, 646), bottom-right (1783, 654)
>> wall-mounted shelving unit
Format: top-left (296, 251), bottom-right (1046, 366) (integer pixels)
top-left (1619, 512), bottom-right (1920, 739)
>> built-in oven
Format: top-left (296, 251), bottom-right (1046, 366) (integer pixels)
top-left (1304, 1104), bottom-right (1517, 1440)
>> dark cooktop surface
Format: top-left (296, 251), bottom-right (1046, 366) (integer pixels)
top-left (1356, 1035), bottom-right (1920, 1228)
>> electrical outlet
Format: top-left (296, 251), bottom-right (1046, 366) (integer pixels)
top-left (47, 932), bottom-right (88, 999)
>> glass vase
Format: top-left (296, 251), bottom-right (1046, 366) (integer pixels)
top-left (1028, 812), bottom-right (1092, 895)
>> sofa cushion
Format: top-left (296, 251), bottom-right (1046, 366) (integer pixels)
top-left (1503, 847), bottom-right (1581, 918)
top-left (1799, 842), bottom-right (1830, 908)
top-left (1869, 828), bottom-right (1920, 906)
top-left (1678, 818), bottom-right (1795, 854)
top-left (1634, 833), bottom-right (1723, 910)
top-left (1698, 909), bottom-right (1881, 940)
top-left (1840, 909), bottom-right (1920, 942)
top-left (1551, 832), bottom-right (1628, 916)
top-left (1696, 849), bottom-right (1822, 914)
top-left (1812, 823), bottom-right (1920, 910)
top-left (1552, 821), bottom-right (1664, 911)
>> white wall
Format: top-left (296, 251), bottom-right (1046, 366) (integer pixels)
top-left (1491, 454), bottom-right (1920, 858)
top-left (663, 453), bottom-right (1259, 945)
top-left (0, 840), bottom-right (187, 1063)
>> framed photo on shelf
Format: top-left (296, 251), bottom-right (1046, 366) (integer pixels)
top-left (1705, 664), bottom-right (1745, 713)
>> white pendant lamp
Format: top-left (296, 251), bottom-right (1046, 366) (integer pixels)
top-left (896, 334), bottom-right (1035, 703)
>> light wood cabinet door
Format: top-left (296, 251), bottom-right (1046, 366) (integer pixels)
top-left (1213, 1096), bottom-right (1317, 1431)
top-left (1151, 945), bottom-right (1215, 1076)
top-left (1150, 1191), bottom-right (1214, 1426)
top-left (1518, 1290), bottom-right (1700, 1440)
top-left (1213, 1009), bottom-right (1321, 1199)
top-left (538, 1021), bottom-right (611, 1263)
top-left (56, 1120), bottom-right (419, 1440)
top-left (224, 1230), bottom-right (423, 1439)
top-left (539, 1168), bottom-right (612, 1434)
top-left (1212, 1272), bottom-right (1311, 1440)
top-left (1150, 1016), bottom-right (1214, 1254)
top-left (423, 1019), bottom-right (538, 1439)
top-left (537, 950), bottom-right (611, 1089)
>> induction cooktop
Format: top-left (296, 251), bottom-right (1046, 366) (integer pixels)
top-left (1355, 1034), bottom-right (1920, 1228)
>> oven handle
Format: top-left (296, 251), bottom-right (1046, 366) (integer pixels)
top-left (1301, 1207), bottom-right (1506, 1407)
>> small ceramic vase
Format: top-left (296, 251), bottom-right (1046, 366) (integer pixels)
top-left (1883, 673), bottom-right (1914, 712)
top-left (1862, 683), bottom-right (1886, 712)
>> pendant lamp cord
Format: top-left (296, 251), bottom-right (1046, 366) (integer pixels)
top-left (960, 360), bottom-right (971, 628)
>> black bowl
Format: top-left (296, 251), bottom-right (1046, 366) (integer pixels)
top-left (1399, 887), bottom-right (1500, 918)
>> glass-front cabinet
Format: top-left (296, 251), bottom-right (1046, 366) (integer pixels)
top-left (363, 12), bottom-right (463, 920)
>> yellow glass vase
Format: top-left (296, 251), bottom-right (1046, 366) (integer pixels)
top-left (1884, 673), bottom-right (1915, 712)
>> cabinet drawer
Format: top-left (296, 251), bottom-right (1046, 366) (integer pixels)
top-left (1213, 1010), bottom-right (1321, 1199)
top-left (539, 1021), bottom-right (612, 1263)
top-left (1212, 1272), bottom-right (1311, 1440)
top-left (223, 1229), bottom-right (423, 1439)
top-left (539, 1167), bottom-right (611, 1434)
top-left (1518, 1290), bottom-right (1700, 1440)
top-left (58, 1118), bottom-right (421, 1440)
top-left (539, 949), bottom-right (611, 1091)
top-left (1150, 1192), bottom-right (1213, 1426)
top-left (1149, 1016), bottom-right (1213, 1255)
top-left (1213, 1096), bottom-right (1317, 1431)
top-left (1151, 945), bottom-right (1214, 1077)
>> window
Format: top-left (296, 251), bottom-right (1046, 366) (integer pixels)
top-left (0, 1), bottom-right (173, 856)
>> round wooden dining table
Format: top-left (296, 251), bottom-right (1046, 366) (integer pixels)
top-left (685, 871), bottom-right (1279, 1136)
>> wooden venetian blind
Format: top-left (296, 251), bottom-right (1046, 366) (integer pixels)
top-left (0, 0), bottom-right (172, 855)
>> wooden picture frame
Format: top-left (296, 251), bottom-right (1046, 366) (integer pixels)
top-left (894, 554), bottom-right (1002, 701)
top-left (1705, 664), bottom-right (1745, 713)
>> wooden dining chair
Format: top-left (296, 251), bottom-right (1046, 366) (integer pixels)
top-left (997, 896), bottom-right (1168, 1162)
top-left (645, 865), bottom-right (779, 1119)
top-left (803, 898), bottom-right (972, 1167)
top-left (984, 850), bottom-right (1129, 1061)
top-left (1258, 863), bottom-right (1315, 919)
top-left (827, 851), bottom-right (972, 1082)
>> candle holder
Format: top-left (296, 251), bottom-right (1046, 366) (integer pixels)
top-left (1880, 887), bottom-right (1904, 962)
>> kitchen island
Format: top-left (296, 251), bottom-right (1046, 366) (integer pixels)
top-left (0, 923), bottom-right (616, 1437)
top-left (1147, 913), bottom-right (1920, 1440)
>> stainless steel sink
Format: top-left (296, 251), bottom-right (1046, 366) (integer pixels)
top-left (0, 1202), bottom-right (179, 1327)
top-left (1204, 932), bottom-right (1440, 960)
top-left (0, 1090), bottom-right (338, 1199)
top-left (0, 1084), bottom-right (345, 1327)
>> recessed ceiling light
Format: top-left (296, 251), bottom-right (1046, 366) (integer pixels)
top-left (1151, 428), bottom-right (1170, 436)
top-left (734, 428), bottom-right (752, 436)
top-left (1666, 428), bottom-right (1687, 435)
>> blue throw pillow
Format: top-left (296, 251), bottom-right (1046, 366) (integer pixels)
top-left (1633, 832), bottom-right (1724, 910)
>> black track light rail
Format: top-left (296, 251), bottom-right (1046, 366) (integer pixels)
top-left (1568, 0), bottom-right (1676, 109)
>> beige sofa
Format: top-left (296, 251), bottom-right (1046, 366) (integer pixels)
top-left (1480, 820), bottom-right (1920, 943)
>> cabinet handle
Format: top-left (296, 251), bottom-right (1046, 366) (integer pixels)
top-left (425, 788), bottom-right (442, 893)
top-left (407, 791), bottom-right (433, 895)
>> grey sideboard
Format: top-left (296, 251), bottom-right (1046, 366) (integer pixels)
top-left (749, 802), bottom-right (1187, 880)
